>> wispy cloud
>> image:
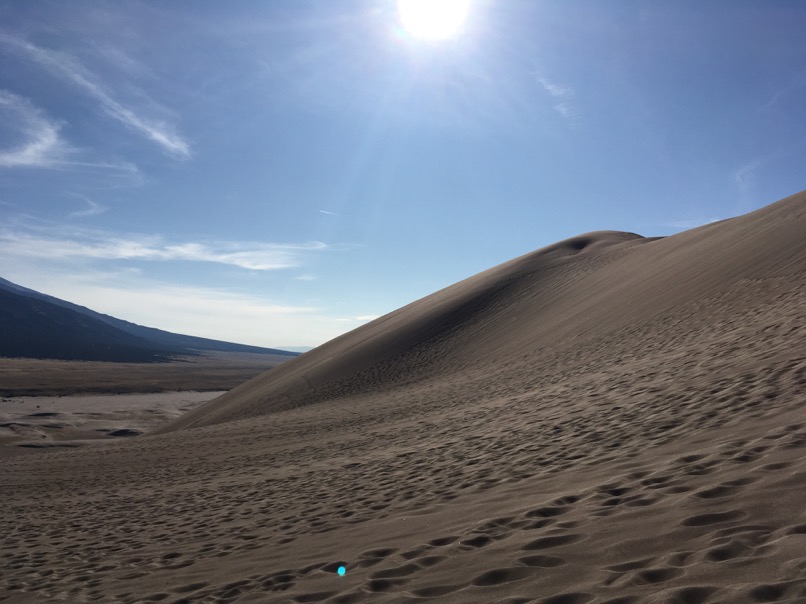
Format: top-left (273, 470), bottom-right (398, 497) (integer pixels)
top-left (69, 194), bottom-right (108, 218)
top-left (733, 160), bottom-right (761, 194)
top-left (759, 71), bottom-right (806, 113)
top-left (0, 33), bottom-right (190, 158)
top-left (319, 209), bottom-right (338, 215)
top-left (0, 225), bottom-right (326, 271)
top-left (0, 91), bottom-right (141, 178)
top-left (538, 77), bottom-right (579, 121)
top-left (0, 91), bottom-right (68, 168)
top-left (355, 315), bottom-right (380, 322)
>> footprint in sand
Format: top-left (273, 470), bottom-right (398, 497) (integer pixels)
top-left (537, 593), bottom-right (593, 604)
top-left (365, 577), bottom-right (409, 592)
top-left (369, 563), bottom-right (420, 579)
top-left (522, 534), bottom-right (585, 550)
top-left (409, 583), bottom-right (465, 598)
top-left (692, 476), bottom-right (758, 499)
top-left (681, 510), bottom-right (747, 526)
top-left (471, 566), bottom-right (535, 586)
top-left (518, 554), bottom-right (566, 568)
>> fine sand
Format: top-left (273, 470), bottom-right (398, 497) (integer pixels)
top-left (2, 191), bottom-right (805, 603)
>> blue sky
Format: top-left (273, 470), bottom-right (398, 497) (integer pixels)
top-left (1, 1), bottom-right (805, 348)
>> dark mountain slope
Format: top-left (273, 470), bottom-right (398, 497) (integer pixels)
top-left (0, 287), bottom-right (178, 362)
top-left (0, 277), bottom-right (296, 357)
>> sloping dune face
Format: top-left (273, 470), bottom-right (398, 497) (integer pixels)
top-left (168, 191), bottom-right (804, 432)
top-left (3, 191), bottom-right (806, 604)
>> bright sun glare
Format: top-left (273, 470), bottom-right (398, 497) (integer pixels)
top-left (397, 0), bottom-right (470, 40)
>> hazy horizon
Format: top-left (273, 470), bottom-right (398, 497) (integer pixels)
top-left (2, 1), bottom-right (805, 347)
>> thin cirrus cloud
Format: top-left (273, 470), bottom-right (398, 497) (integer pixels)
top-left (0, 90), bottom-right (141, 176)
top-left (0, 90), bottom-right (67, 168)
top-left (69, 195), bottom-right (108, 218)
top-left (538, 77), bottom-right (579, 121)
top-left (0, 33), bottom-right (190, 158)
top-left (0, 226), bottom-right (327, 271)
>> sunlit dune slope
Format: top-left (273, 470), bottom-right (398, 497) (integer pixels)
top-left (165, 190), bottom-right (805, 432)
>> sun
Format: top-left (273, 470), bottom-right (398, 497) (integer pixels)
top-left (397, 0), bottom-right (470, 40)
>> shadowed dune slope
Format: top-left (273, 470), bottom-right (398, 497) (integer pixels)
top-left (166, 190), bottom-right (806, 432)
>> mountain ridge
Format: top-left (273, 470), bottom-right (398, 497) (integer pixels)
top-left (0, 277), bottom-right (298, 362)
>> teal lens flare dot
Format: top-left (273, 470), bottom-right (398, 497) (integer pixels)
top-left (337, 566), bottom-right (346, 576)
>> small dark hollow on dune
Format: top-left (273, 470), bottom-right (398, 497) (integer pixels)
top-left (109, 428), bottom-right (143, 437)
top-left (663, 586), bottom-right (718, 604)
top-left (428, 536), bottom-right (457, 547)
top-left (518, 554), bottom-right (566, 568)
top-left (523, 534), bottom-right (582, 550)
top-left (526, 506), bottom-right (567, 518)
top-left (370, 563), bottom-right (418, 579)
top-left (293, 592), bottom-right (336, 603)
top-left (462, 535), bottom-right (492, 548)
top-left (411, 584), bottom-right (463, 598)
top-left (681, 510), bottom-right (745, 526)
top-left (471, 567), bottom-right (532, 586)
top-left (539, 593), bottom-right (593, 604)
top-left (634, 567), bottom-right (681, 584)
top-left (320, 561), bottom-right (348, 574)
top-left (366, 579), bottom-right (405, 592)
top-left (749, 583), bottom-right (789, 602)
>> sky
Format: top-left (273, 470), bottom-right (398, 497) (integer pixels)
top-left (1, 0), bottom-right (805, 348)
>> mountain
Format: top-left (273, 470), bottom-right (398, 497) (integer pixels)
top-left (0, 278), bottom-right (298, 362)
top-left (0, 287), bottom-right (180, 362)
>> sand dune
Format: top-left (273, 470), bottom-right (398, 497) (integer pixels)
top-left (2, 190), bottom-right (805, 603)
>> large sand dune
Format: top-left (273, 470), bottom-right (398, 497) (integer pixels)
top-left (2, 190), bottom-right (805, 603)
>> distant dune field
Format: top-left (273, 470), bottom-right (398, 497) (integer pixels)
top-left (2, 191), bottom-right (805, 603)
top-left (0, 351), bottom-right (294, 397)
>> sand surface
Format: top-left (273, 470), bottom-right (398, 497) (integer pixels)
top-left (0, 351), bottom-right (292, 397)
top-left (2, 191), bottom-right (805, 603)
top-left (0, 391), bottom-right (222, 458)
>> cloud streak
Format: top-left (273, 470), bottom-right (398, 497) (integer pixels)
top-left (0, 91), bottom-right (68, 168)
top-left (0, 91), bottom-right (141, 177)
top-left (69, 195), bottom-right (108, 218)
top-left (733, 160), bottom-right (761, 194)
top-left (0, 33), bottom-right (190, 158)
top-left (0, 226), bottom-right (326, 271)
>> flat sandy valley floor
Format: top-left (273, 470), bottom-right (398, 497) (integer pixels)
top-left (0, 391), bottom-right (222, 458)
top-left (2, 196), bottom-right (806, 603)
